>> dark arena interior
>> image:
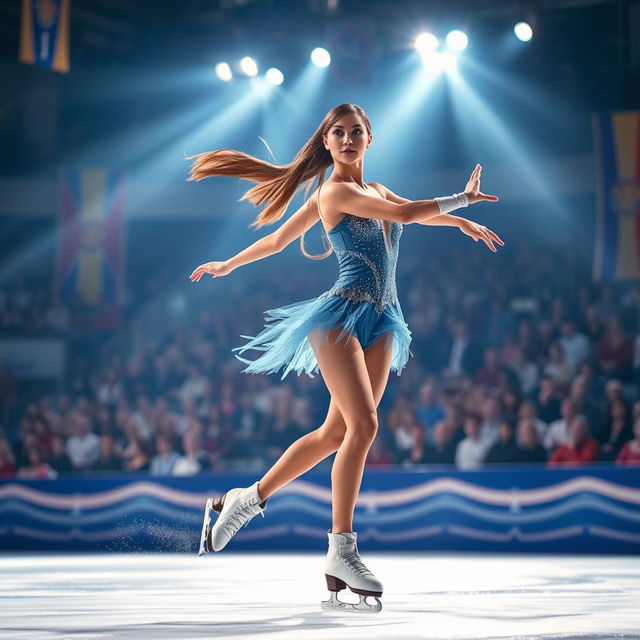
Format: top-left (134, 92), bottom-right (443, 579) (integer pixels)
top-left (1, 0), bottom-right (640, 637)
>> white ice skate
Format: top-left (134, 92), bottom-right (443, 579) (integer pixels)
top-left (321, 530), bottom-right (383, 613)
top-left (198, 480), bottom-right (268, 554)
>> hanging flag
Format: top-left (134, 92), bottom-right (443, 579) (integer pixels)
top-left (56, 168), bottom-right (126, 328)
top-left (19, 0), bottom-right (70, 73)
top-left (592, 111), bottom-right (640, 281)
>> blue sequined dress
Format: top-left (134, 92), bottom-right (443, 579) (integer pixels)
top-left (232, 184), bottom-right (412, 379)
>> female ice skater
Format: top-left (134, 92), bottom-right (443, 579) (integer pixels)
top-left (187, 103), bottom-right (502, 613)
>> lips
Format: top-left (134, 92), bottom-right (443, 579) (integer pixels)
top-left (342, 150), bottom-right (356, 154)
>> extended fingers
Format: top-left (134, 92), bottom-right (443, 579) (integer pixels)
top-left (482, 232), bottom-right (497, 252)
top-left (487, 228), bottom-right (505, 245)
top-left (190, 265), bottom-right (205, 281)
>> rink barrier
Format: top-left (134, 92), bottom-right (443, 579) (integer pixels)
top-left (1, 464), bottom-right (639, 553)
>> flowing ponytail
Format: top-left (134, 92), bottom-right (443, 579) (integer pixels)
top-left (185, 103), bottom-right (384, 260)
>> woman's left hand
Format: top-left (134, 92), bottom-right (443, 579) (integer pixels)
top-left (464, 164), bottom-right (499, 205)
top-left (457, 218), bottom-right (505, 252)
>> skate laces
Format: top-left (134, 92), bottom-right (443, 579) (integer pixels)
top-left (222, 500), bottom-right (259, 536)
top-left (341, 549), bottom-right (374, 577)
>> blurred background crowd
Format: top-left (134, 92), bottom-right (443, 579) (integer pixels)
top-left (3, 227), bottom-right (640, 480)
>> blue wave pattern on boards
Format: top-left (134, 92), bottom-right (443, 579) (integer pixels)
top-left (1, 467), bottom-right (639, 552)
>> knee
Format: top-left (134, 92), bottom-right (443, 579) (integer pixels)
top-left (345, 411), bottom-right (378, 443)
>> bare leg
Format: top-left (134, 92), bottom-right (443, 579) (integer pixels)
top-left (257, 401), bottom-right (345, 502)
top-left (313, 330), bottom-right (393, 534)
top-left (257, 332), bottom-right (392, 512)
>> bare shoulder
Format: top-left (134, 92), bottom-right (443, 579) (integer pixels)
top-left (316, 181), bottom-right (352, 225)
top-left (367, 182), bottom-right (388, 198)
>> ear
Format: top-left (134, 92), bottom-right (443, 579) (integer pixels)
top-left (367, 133), bottom-right (373, 148)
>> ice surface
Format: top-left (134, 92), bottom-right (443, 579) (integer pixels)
top-left (1, 552), bottom-right (639, 639)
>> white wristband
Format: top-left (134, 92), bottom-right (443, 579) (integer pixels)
top-left (434, 192), bottom-right (469, 215)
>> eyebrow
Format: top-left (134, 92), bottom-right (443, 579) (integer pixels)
top-left (331, 124), bottom-right (362, 129)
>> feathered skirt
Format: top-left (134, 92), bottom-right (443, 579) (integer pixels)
top-left (232, 292), bottom-right (412, 380)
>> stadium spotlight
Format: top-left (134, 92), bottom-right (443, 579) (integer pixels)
top-left (514, 22), bottom-right (533, 42)
top-left (415, 32), bottom-right (439, 54)
top-left (440, 51), bottom-right (458, 73)
top-left (446, 30), bottom-right (468, 51)
top-left (311, 47), bottom-right (331, 68)
top-left (214, 62), bottom-right (233, 82)
top-left (240, 56), bottom-right (258, 77)
top-left (265, 67), bottom-right (284, 86)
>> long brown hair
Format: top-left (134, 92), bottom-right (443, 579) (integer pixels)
top-left (185, 103), bottom-right (387, 260)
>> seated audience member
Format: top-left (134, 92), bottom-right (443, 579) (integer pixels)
top-left (17, 445), bottom-right (57, 479)
top-left (597, 397), bottom-right (633, 461)
top-left (172, 429), bottom-right (210, 476)
top-left (543, 397), bottom-right (577, 451)
top-left (423, 421), bottom-right (456, 465)
top-left (558, 317), bottom-right (590, 369)
top-left (514, 419), bottom-right (548, 464)
top-left (508, 345), bottom-right (539, 397)
top-left (596, 316), bottom-right (633, 382)
top-left (47, 434), bottom-right (72, 473)
top-left (93, 433), bottom-right (123, 471)
top-left (615, 416), bottom-right (640, 465)
top-left (478, 396), bottom-right (501, 449)
top-left (398, 422), bottom-right (427, 466)
top-left (0, 437), bottom-right (16, 476)
top-left (150, 433), bottom-right (179, 476)
top-left (474, 347), bottom-right (503, 389)
top-left (442, 318), bottom-right (483, 379)
top-left (516, 400), bottom-right (548, 446)
top-left (455, 413), bottom-right (489, 471)
top-left (568, 374), bottom-right (603, 438)
top-left (415, 377), bottom-right (445, 445)
top-left (543, 341), bottom-right (575, 391)
top-left (582, 304), bottom-right (605, 345)
top-left (548, 415), bottom-right (599, 466)
top-left (535, 376), bottom-right (562, 424)
top-left (65, 413), bottom-right (100, 470)
top-left (501, 386), bottom-right (522, 423)
top-left (387, 407), bottom-right (420, 464)
top-left (124, 436), bottom-right (151, 472)
top-left (485, 419), bottom-right (520, 465)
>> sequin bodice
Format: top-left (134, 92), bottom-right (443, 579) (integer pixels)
top-left (319, 209), bottom-right (403, 314)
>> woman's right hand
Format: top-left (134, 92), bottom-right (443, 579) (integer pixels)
top-left (457, 218), bottom-right (504, 252)
top-left (189, 260), bottom-right (232, 282)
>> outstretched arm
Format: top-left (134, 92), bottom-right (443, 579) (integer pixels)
top-left (189, 196), bottom-right (320, 282)
top-left (370, 183), bottom-right (461, 227)
top-left (371, 171), bottom-right (504, 253)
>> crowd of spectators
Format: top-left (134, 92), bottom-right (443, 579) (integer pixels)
top-left (3, 235), bottom-right (640, 479)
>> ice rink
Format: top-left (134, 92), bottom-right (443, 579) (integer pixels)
top-left (1, 553), bottom-right (639, 639)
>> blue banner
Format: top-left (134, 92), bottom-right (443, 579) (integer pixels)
top-left (19, 0), bottom-right (70, 73)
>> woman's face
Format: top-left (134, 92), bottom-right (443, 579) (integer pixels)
top-left (323, 114), bottom-right (371, 164)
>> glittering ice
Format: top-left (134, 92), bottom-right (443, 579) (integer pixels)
top-left (1, 553), bottom-right (639, 639)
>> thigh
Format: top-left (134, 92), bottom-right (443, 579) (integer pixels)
top-left (364, 331), bottom-right (394, 404)
top-left (314, 330), bottom-right (394, 440)
top-left (309, 327), bottom-right (376, 430)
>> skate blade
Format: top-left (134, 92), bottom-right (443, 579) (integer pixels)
top-left (321, 592), bottom-right (382, 613)
top-left (198, 497), bottom-right (213, 556)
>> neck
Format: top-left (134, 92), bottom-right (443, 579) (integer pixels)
top-left (330, 161), bottom-right (365, 186)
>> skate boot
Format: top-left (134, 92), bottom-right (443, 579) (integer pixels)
top-left (198, 480), bottom-right (268, 554)
top-left (321, 530), bottom-right (383, 613)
